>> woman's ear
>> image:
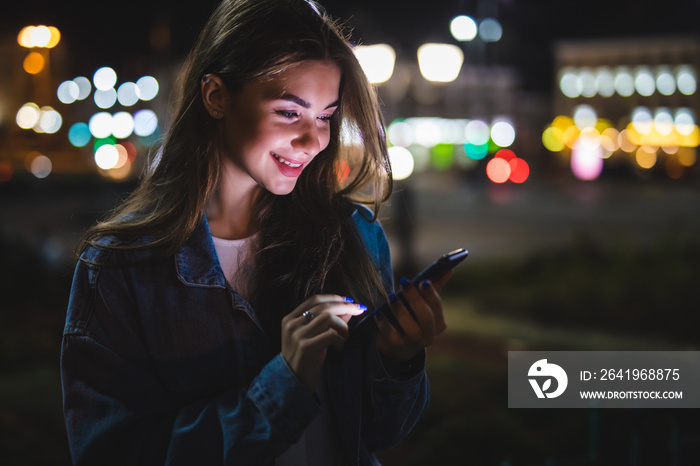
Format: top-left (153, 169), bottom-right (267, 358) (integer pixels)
top-left (201, 74), bottom-right (227, 119)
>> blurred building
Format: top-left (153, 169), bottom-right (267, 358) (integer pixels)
top-left (545, 36), bottom-right (700, 180)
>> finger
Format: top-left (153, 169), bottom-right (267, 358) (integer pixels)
top-left (295, 309), bottom-right (350, 341)
top-left (397, 281), bottom-right (435, 342)
top-left (284, 295), bottom-right (358, 331)
top-left (431, 269), bottom-right (453, 293)
top-left (416, 280), bottom-right (447, 334)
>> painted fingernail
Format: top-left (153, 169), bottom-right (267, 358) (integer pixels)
top-left (389, 292), bottom-right (398, 303)
top-left (356, 304), bottom-right (368, 311)
top-left (344, 297), bottom-right (354, 303)
top-left (420, 280), bottom-right (430, 289)
top-left (399, 278), bottom-right (411, 288)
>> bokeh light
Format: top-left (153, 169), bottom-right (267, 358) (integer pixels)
top-left (68, 123), bottom-right (92, 147)
top-left (490, 120), bottom-right (515, 147)
top-left (73, 77), bottom-right (92, 100)
top-left (29, 154), bottom-right (52, 178)
top-left (450, 15), bottom-right (477, 41)
top-left (417, 43), bottom-right (464, 83)
top-left (57, 80), bottom-right (80, 104)
top-left (573, 105), bottom-right (597, 130)
top-left (36, 107), bottom-right (62, 134)
top-left (94, 89), bottom-right (118, 109)
top-left (571, 139), bottom-right (604, 180)
top-left (136, 76), bottom-right (159, 101)
top-left (93, 67), bottom-right (117, 91)
top-left (486, 157), bottom-right (510, 183)
top-left (634, 67), bottom-right (656, 96)
top-left (636, 146), bottom-right (657, 169)
top-left (579, 69), bottom-right (596, 98)
top-left (117, 82), bottom-right (141, 106)
top-left (112, 112), bottom-right (135, 139)
top-left (353, 44), bottom-right (396, 84)
top-left (596, 68), bottom-right (615, 97)
top-left (23, 52), bottom-right (45, 74)
top-left (465, 120), bottom-right (490, 145)
top-left (388, 121), bottom-right (414, 147)
top-left (95, 144), bottom-right (120, 170)
top-left (16, 103), bottom-right (41, 129)
top-left (656, 67), bottom-right (676, 95)
top-left (478, 18), bottom-right (502, 42)
top-left (542, 126), bottom-right (565, 152)
top-left (388, 146), bottom-right (415, 180)
top-left (508, 157), bottom-right (530, 183)
top-left (676, 66), bottom-right (697, 95)
top-left (614, 67), bottom-right (635, 97)
top-left (559, 68), bottom-right (581, 98)
top-left (133, 109), bottom-right (158, 137)
top-left (89, 112), bottom-right (113, 138)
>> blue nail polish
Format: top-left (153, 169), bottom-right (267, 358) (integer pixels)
top-left (357, 304), bottom-right (368, 311)
top-left (344, 297), bottom-right (354, 303)
top-left (420, 280), bottom-right (430, 289)
top-left (400, 278), bottom-right (412, 288)
top-left (389, 293), bottom-right (398, 303)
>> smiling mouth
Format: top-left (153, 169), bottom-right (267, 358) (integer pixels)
top-left (271, 152), bottom-right (302, 168)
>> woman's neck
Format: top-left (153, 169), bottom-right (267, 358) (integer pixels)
top-left (206, 159), bottom-right (260, 240)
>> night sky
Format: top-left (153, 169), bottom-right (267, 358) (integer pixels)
top-left (4, 0), bottom-right (700, 92)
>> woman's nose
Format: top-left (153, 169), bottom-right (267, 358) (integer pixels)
top-left (292, 119), bottom-right (322, 157)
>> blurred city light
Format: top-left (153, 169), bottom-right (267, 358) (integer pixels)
top-left (23, 52), bottom-right (45, 74)
top-left (656, 67), bottom-right (676, 95)
top-left (634, 67), bottom-right (656, 96)
top-left (94, 144), bottom-right (120, 170)
top-left (117, 82), bottom-right (140, 106)
top-left (676, 66), bottom-right (697, 95)
top-left (57, 80), bottom-right (80, 104)
top-left (18, 25), bottom-right (61, 48)
top-left (353, 44), bottom-right (396, 84)
top-left (93, 67), bottom-right (117, 91)
top-left (36, 107), bottom-right (62, 134)
top-left (73, 77), bottom-right (92, 100)
top-left (136, 76), bottom-right (159, 101)
top-left (68, 123), bottom-right (92, 147)
top-left (388, 146), bottom-right (415, 180)
top-left (486, 157), bottom-right (510, 183)
top-left (478, 18), bottom-right (503, 42)
top-left (573, 105), bottom-right (596, 130)
top-left (417, 43), bottom-right (464, 83)
top-left (112, 112), bottom-right (135, 139)
top-left (450, 15), bottom-right (477, 41)
top-left (29, 153), bottom-right (52, 178)
top-left (133, 109), bottom-right (158, 137)
top-left (571, 138), bottom-right (603, 180)
top-left (94, 88), bottom-right (118, 109)
top-left (89, 112), bottom-right (113, 138)
top-left (16, 103), bottom-right (41, 129)
top-left (491, 120), bottom-right (515, 147)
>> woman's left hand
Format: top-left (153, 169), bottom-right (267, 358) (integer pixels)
top-left (375, 271), bottom-right (452, 364)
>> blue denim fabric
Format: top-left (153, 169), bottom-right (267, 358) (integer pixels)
top-left (61, 205), bottom-right (429, 465)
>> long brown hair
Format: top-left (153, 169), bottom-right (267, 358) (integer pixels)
top-left (79, 0), bottom-right (393, 340)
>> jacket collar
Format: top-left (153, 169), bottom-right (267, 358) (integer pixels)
top-left (175, 215), bottom-right (228, 288)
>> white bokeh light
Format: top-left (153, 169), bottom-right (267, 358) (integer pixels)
top-left (388, 146), bottom-right (415, 180)
top-left (450, 15), bottom-right (477, 41)
top-left (93, 67), bottom-right (117, 91)
top-left (417, 43), bottom-right (464, 83)
top-left (353, 44), bottom-right (396, 84)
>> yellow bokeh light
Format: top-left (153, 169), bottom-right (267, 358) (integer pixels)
top-left (677, 147), bottom-right (697, 167)
top-left (552, 115), bottom-right (574, 131)
top-left (30, 26), bottom-right (51, 47)
top-left (46, 27), bottom-right (61, 48)
top-left (618, 129), bottom-right (638, 152)
top-left (595, 118), bottom-right (613, 133)
top-left (23, 52), bottom-right (45, 74)
top-left (417, 43), bottom-right (464, 83)
top-left (542, 126), bottom-right (565, 152)
top-left (18, 26), bottom-right (34, 47)
top-left (635, 146), bottom-right (657, 169)
top-left (563, 126), bottom-right (581, 149)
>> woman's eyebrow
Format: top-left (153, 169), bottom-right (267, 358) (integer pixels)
top-left (277, 93), bottom-right (339, 109)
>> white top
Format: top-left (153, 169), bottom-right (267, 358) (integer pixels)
top-left (211, 235), bottom-right (255, 290)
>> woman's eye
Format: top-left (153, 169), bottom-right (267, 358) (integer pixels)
top-left (318, 115), bottom-right (333, 122)
top-left (275, 110), bottom-right (298, 118)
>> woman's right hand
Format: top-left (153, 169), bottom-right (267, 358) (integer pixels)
top-left (281, 295), bottom-right (366, 392)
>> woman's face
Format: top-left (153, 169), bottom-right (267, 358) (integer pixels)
top-left (219, 60), bottom-right (341, 195)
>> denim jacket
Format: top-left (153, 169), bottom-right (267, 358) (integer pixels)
top-left (61, 206), bottom-right (429, 465)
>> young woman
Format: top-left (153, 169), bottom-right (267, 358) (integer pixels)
top-left (61, 0), bottom-right (451, 464)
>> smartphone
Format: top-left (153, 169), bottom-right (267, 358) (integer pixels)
top-left (352, 248), bottom-right (468, 329)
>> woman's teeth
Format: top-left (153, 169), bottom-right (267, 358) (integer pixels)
top-left (272, 153), bottom-right (302, 168)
